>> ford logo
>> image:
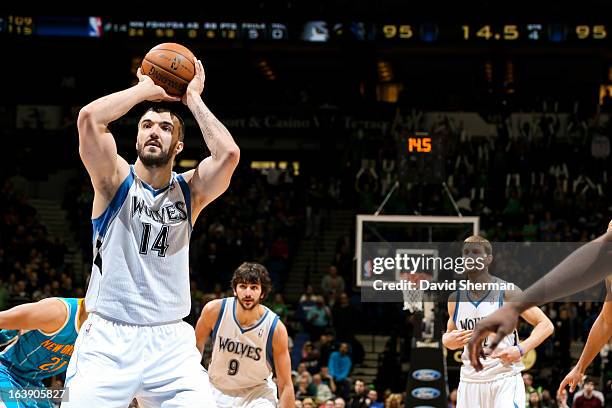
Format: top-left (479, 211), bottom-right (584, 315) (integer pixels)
top-left (411, 387), bottom-right (441, 400)
top-left (412, 369), bottom-right (441, 381)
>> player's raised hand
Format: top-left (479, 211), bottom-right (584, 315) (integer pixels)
top-left (136, 68), bottom-right (181, 103)
top-left (444, 329), bottom-right (473, 349)
top-left (490, 346), bottom-right (521, 364)
top-left (183, 59), bottom-right (205, 105)
top-left (468, 304), bottom-right (520, 371)
top-left (557, 366), bottom-right (585, 396)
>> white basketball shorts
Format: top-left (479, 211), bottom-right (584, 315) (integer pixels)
top-left (211, 379), bottom-right (277, 408)
top-left (457, 373), bottom-right (525, 408)
top-left (61, 313), bottom-right (216, 408)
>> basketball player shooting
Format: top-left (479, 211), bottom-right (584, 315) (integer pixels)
top-left (63, 56), bottom-right (239, 407)
top-left (468, 221), bottom-right (612, 385)
top-left (0, 298), bottom-right (87, 408)
top-left (443, 236), bottom-right (553, 408)
top-left (195, 263), bottom-right (295, 408)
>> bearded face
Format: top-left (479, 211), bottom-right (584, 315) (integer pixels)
top-left (136, 111), bottom-right (182, 168)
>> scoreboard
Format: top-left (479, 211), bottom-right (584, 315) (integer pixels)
top-left (0, 15), bottom-right (609, 45)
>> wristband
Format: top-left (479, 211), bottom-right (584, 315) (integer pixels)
top-left (516, 344), bottom-right (525, 357)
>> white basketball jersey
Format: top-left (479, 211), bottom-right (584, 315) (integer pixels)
top-left (454, 279), bottom-right (524, 382)
top-left (208, 297), bottom-right (280, 394)
top-left (85, 165), bottom-right (192, 325)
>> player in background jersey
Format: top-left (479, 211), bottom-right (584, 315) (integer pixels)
top-left (195, 263), bottom-right (295, 408)
top-left (0, 298), bottom-right (87, 408)
top-left (443, 236), bottom-right (553, 408)
top-left (64, 57), bottom-right (238, 407)
top-left (468, 221), bottom-right (612, 375)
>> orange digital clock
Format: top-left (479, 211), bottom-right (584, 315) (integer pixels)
top-left (407, 132), bottom-right (432, 153)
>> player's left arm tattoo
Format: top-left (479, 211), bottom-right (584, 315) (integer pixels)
top-left (183, 94), bottom-right (239, 218)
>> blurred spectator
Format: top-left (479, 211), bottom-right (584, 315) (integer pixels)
top-left (295, 371), bottom-right (317, 400)
top-left (540, 390), bottom-right (555, 408)
top-left (557, 389), bottom-right (570, 408)
top-left (347, 379), bottom-right (368, 408)
top-left (270, 293), bottom-right (289, 323)
top-left (334, 397), bottom-right (346, 408)
top-left (306, 296), bottom-right (331, 341)
top-left (319, 365), bottom-right (337, 395)
top-left (329, 343), bottom-right (352, 399)
top-left (302, 397), bottom-right (315, 408)
top-left (367, 389), bottom-right (383, 408)
top-left (316, 334), bottom-right (336, 375)
top-left (384, 393), bottom-right (403, 408)
top-left (321, 265), bottom-right (346, 302)
top-left (312, 373), bottom-right (334, 403)
top-left (573, 378), bottom-right (604, 407)
top-left (300, 341), bottom-right (321, 374)
top-left (527, 390), bottom-right (541, 408)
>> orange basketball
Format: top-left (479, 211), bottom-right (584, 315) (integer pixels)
top-left (141, 43), bottom-right (196, 97)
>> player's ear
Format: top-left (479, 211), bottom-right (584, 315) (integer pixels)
top-left (486, 254), bottom-right (493, 266)
top-left (175, 141), bottom-right (184, 155)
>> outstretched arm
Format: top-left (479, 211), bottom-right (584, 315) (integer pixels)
top-left (194, 299), bottom-right (222, 355)
top-left (0, 298), bottom-right (68, 334)
top-left (180, 59), bottom-right (240, 221)
top-left (78, 69), bottom-right (180, 214)
top-left (510, 229), bottom-right (612, 311)
top-left (469, 224), bottom-right (612, 370)
top-left (557, 281), bottom-right (612, 395)
top-left (272, 321), bottom-right (295, 408)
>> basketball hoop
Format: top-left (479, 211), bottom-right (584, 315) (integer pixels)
top-left (400, 272), bottom-right (431, 313)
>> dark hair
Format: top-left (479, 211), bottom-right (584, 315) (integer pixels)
top-left (141, 106), bottom-right (185, 142)
top-left (231, 262), bottom-right (273, 300)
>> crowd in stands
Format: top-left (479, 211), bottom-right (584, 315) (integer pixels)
top-left (1, 100), bottom-right (611, 408)
top-left (0, 173), bottom-right (73, 312)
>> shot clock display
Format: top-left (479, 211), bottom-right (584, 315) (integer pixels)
top-left (407, 132), bottom-right (433, 154)
top-left (460, 24), bottom-right (607, 42)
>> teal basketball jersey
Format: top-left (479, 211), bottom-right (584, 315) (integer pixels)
top-left (0, 298), bottom-right (82, 381)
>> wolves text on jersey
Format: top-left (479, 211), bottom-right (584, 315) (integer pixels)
top-left (131, 197), bottom-right (187, 224)
top-left (217, 336), bottom-right (263, 361)
top-left (458, 316), bottom-right (485, 331)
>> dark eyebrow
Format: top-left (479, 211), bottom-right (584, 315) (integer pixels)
top-left (140, 119), bottom-right (174, 129)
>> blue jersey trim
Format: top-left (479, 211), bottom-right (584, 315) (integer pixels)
top-left (266, 315), bottom-right (280, 372)
top-left (176, 174), bottom-right (192, 227)
top-left (211, 298), bottom-right (227, 344)
top-left (140, 180), bottom-right (171, 196)
top-left (135, 165), bottom-right (172, 197)
top-left (232, 298), bottom-right (270, 334)
top-left (498, 290), bottom-right (505, 307)
top-left (466, 288), bottom-right (492, 308)
top-left (91, 169), bottom-right (135, 241)
top-left (453, 292), bottom-right (460, 325)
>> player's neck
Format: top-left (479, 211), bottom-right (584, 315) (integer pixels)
top-left (467, 269), bottom-right (492, 284)
top-left (235, 302), bottom-right (264, 327)
top-left (134, 160), bottom-right (173, 189)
